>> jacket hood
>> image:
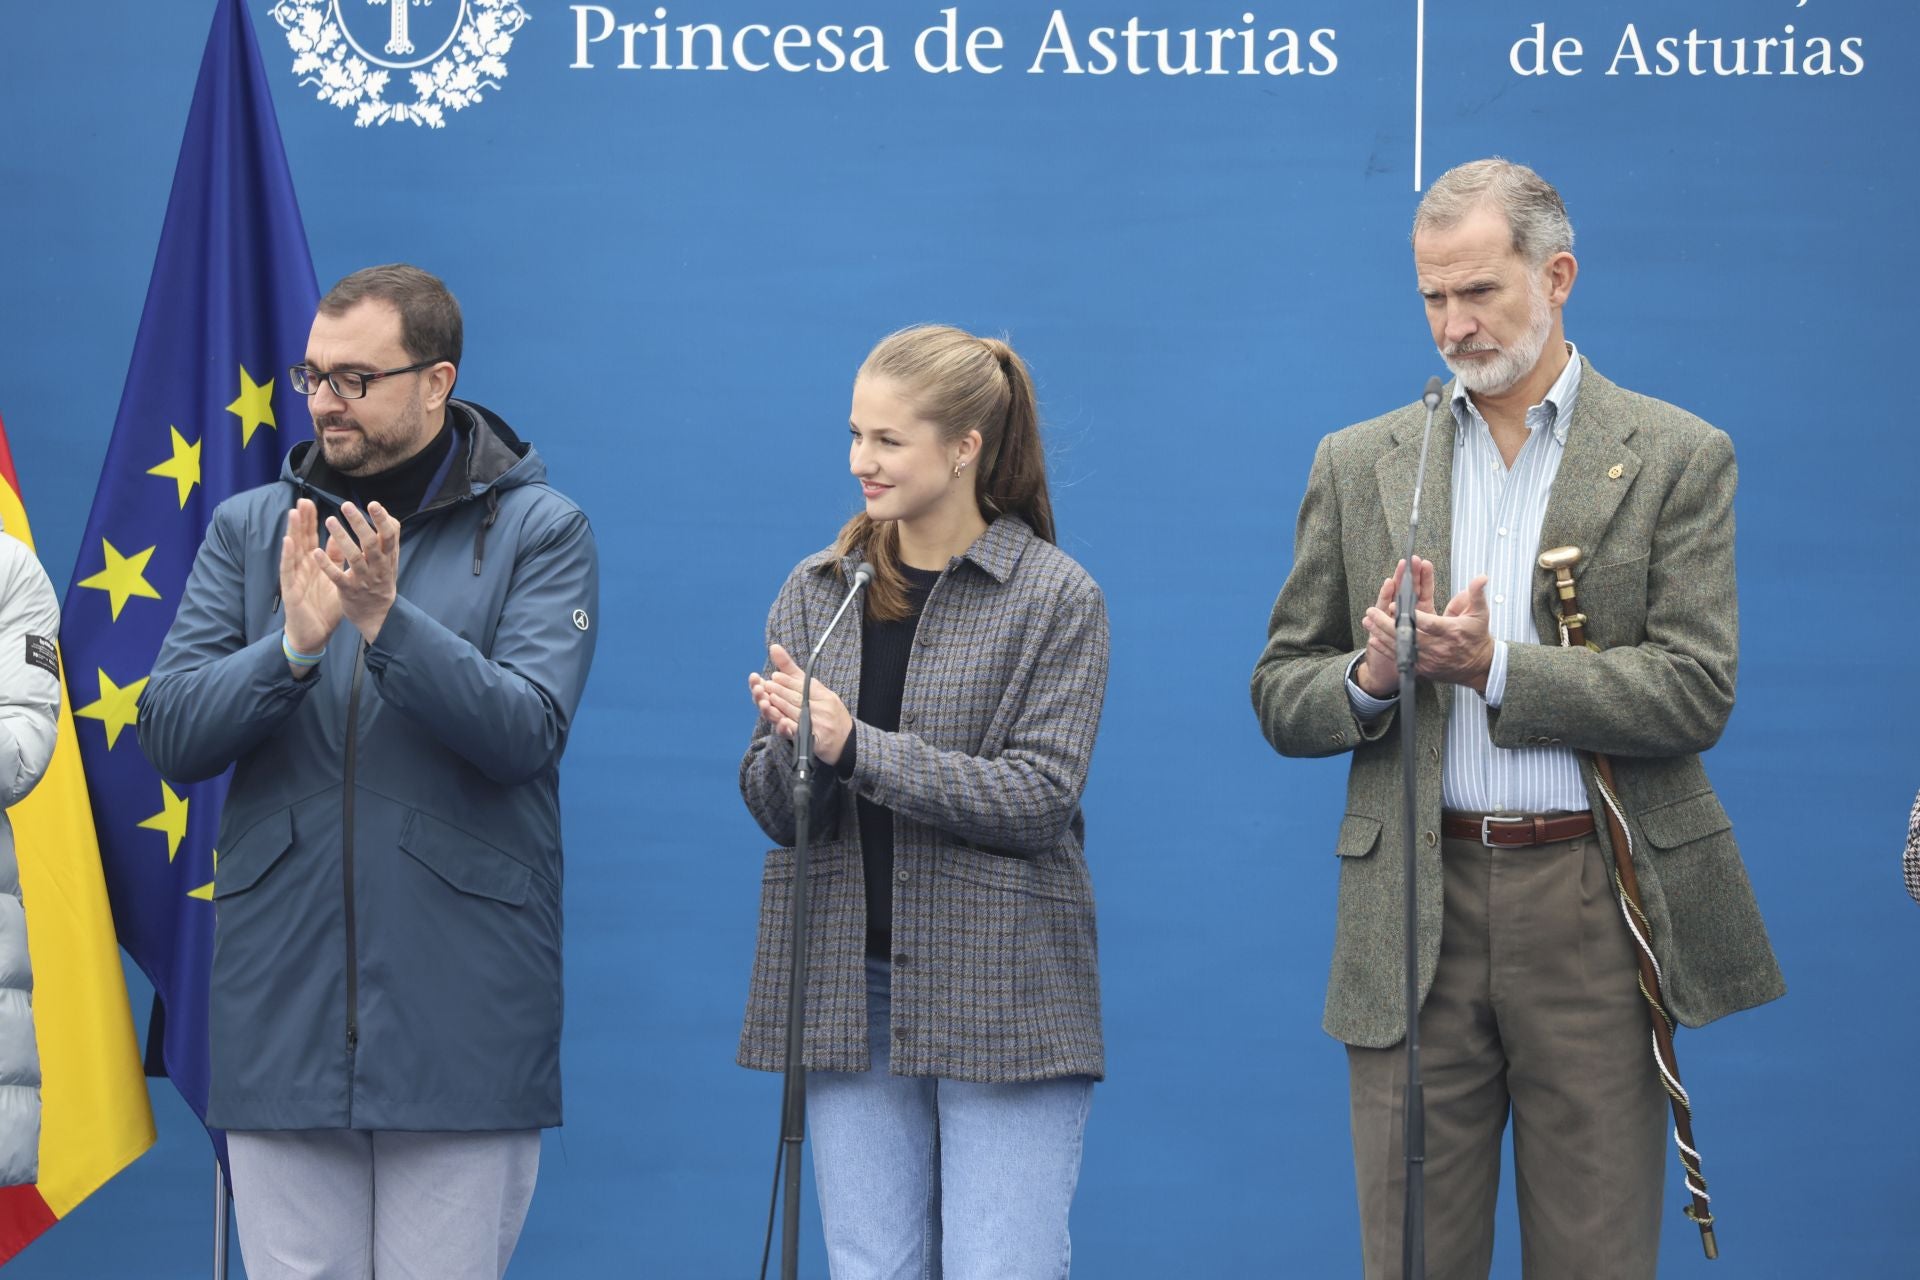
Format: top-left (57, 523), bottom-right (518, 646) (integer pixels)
top-left (280, 398), bottom-right (545, 507)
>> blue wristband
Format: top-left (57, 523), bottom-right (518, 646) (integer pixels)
top-left (282, 632), bottom-right (326, 666)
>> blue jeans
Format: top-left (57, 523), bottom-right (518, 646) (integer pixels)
top-left (807, 956), bottom-right (1094, 1280)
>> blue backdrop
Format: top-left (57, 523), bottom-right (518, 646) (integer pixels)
top-left (1, 2), bottom-right (1915, 1275)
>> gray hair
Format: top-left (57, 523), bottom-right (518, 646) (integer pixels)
top-left (1413, 158), bottom-right (1573, 265)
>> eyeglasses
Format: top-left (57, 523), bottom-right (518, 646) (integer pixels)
top-left (289, 359), bottom-right (439, 400)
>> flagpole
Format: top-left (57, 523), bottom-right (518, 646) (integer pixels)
top-left (59, 3), bottom-right (319, 1271)
top-left (213, 1161), bottom-right (231, 1280)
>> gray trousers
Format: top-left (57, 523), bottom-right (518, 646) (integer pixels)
top-left (1346, 832), bottom-right (1667, 1280)
top-left (228, 1129), bottom-right (541, 1279)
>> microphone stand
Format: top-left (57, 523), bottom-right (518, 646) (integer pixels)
top-left (779, 565), bottom-right (870, 1280)
top-left (1398, 376), bottom-right (1444, 1280)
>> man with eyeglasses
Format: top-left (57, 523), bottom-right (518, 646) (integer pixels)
top-left (141, 264), bottom-right (599, 1279)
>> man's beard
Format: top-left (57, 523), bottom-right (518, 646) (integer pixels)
top-left (314, 393), bottom-right (423, 476)
top-left (1442, 282), bottom-right (1552, 397)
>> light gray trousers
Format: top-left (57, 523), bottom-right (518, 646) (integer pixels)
top-left (228, 1129), bottom-right (541, 1279)
top-left (1346, 833), bottom-right (1668, 1280)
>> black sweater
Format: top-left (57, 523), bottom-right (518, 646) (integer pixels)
top-left (344, 418), bottom-right (454, 521)
top-left (836, 564), bottom-right (940, 957)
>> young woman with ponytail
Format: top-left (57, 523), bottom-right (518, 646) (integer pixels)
top-left (739, 324), bottom-right (1108, 1277)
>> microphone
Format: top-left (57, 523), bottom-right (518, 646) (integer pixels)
top-left (776, 554), bottom-right (873, 1280)
top-left (1396, 376), bottom-right (1445, 1280)
top-left (1398, 375), bottom-right (1446, 670)
top-left (796, 562), bottom-right (873, 774)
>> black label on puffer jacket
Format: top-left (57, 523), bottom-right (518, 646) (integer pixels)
top-left (24, 634), bottom-right (58, 679)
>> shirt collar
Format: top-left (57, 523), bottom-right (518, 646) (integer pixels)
top-left (954, 515), bottom-right (1032, 583)
top-left (831, 514), bottom-right (1033, 588)
top-left (1451, 341), bottom-right (1582, 445)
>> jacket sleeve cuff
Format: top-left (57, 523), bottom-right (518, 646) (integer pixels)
top-left (1346, 652), bottom-right (1398, 719)
top-left (835, 722), bottom-right (858, 780)
top-left (362, 595), bottom-right (428, 671)
top-left (1483, 640), bottom-right (1510, 708)
top-left (262, 629), bottom-right (325, 697)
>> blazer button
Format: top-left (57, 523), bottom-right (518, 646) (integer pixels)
top-left (903, 713), bottom-right (916, 726)
top-left (1427, 745), bottom-right (1440, 762)
top-left (1424, 830), bottom-right (1437, 848)
top-left (896, 869), bottom-right (910, 884)
top-left (893, 952), bottom-right (911, 968)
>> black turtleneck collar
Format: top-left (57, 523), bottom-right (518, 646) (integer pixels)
top-left (344, 416), bottom-right (455, 522)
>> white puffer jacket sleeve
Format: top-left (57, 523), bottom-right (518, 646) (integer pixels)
top-left (0, 525), bottom-right (61, 1186)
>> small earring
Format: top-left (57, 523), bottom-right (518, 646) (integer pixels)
top-left (952, 461), bottom-right (966, 478)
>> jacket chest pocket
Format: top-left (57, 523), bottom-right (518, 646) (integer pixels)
top-left (1572, 553), bottom-right (1650, 647)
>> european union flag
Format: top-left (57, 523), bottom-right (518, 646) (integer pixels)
top-left (59, 0), bottom-right (318, 1149)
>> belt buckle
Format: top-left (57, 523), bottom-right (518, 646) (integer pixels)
top-left (1481, 814), bottom-right (1529, 847)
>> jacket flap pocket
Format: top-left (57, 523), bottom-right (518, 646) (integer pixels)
top-left (211, 810), bottom-right (294, 900)
top-left (938, 847), bottom-right (1078, 903)
top-left (762, 843), bottom-right (846, 885)
top-left (1336, 813), bottom-right (1383, 858)
top-left (1638, 791), bottom-right (1732, 850)
top-left (399, 811), bottom-right (532, 905)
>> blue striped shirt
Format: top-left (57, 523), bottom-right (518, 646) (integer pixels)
top-left (1348, 344), bottom-right (1589, 813)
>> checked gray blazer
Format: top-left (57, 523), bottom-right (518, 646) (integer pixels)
top-left (1252, 360), bottom-right (1785, 1048)
top-left (739, 516), bottom-right (1109, 1082)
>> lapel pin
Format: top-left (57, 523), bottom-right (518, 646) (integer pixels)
top-left (1607, 463), bottom-right (1624, 480)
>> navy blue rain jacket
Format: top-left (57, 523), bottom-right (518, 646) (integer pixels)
top-left (140, 401), bottom-right (598, 1131)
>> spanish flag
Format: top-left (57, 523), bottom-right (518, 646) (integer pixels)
top-left (0, 417), bottom-right (154, 1264)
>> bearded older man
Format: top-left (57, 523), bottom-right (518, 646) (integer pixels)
top-left (1251, 159), bottom-right (1782, 1277)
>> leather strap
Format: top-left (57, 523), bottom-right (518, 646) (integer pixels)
top-left (1442, 810), bottom-right (1597, 848)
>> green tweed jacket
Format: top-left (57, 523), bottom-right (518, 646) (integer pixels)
top-left (1251, 359), bottom-right (1785, 1048)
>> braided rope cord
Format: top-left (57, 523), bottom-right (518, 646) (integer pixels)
top-left (1593, 771), bottom-right (1712, 1226)
top-left (1554, 599), bottom-right (1718, 1258)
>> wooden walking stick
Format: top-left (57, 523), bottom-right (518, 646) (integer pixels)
top-left (1538, 545), bottom-right (1720, 1260)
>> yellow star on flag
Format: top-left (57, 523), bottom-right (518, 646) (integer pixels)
top-left (226, 364), bottom-right (277, 447)
top-left (146, 426), bottom-right (203, 507)
top-left (189, 848), bottom-right (218, 901)
top-left (76, 540), bottom-right (162, 620)
top-left (73, 668), bottom-right (148, 749)
top-left (138, 781), bottom-right (190, 862)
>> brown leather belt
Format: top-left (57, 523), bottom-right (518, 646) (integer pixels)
top-left (1442, 811), bottom-right (1596, 848)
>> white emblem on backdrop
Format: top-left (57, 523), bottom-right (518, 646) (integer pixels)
top-left (270, 0), bottom-right (531, 128)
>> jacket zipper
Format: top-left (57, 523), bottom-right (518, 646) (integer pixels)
top-left (341, 640), bottom-right (367, 1121)
top-left (321, 436), bottom-right (488, 1119)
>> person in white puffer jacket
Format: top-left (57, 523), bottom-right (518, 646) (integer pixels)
top-left (0, 516), bottom-right (61, 1187)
